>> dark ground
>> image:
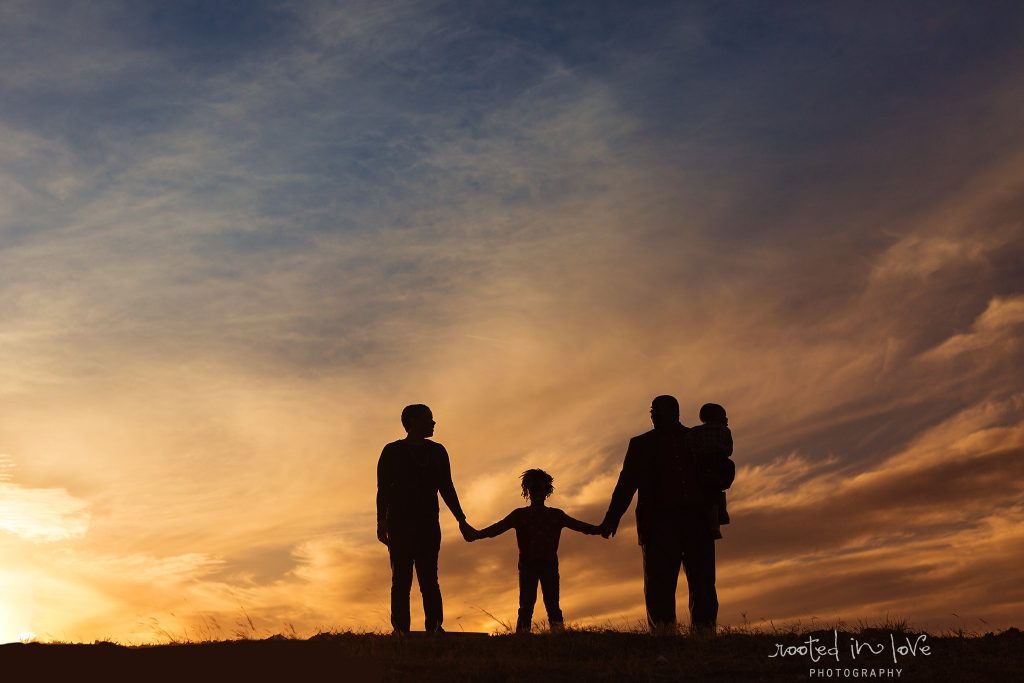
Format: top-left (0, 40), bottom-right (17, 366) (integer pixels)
top-left (1, 628), bottom-right (1021, 682)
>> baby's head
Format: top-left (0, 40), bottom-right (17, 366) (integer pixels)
top-left (520, 468), bottom-right (555, 502)
top-left (699, 403), bottom-right (728, 426)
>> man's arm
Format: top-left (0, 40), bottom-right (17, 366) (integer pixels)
top-left (601, 438), bottom-right (641, 537)
top-left (436, 444), bottom-right (475, 540)
top-left (475, 511), bottom-right (516, 540)
top-left (436, 444), bottom-right (467, 522)
top-left (376, 446), bottom-right (392, 545)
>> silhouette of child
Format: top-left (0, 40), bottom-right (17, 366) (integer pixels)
top-left (468, 469), bottom-right (601, 633)
top-left (687, 403), bottom-right (735, 539)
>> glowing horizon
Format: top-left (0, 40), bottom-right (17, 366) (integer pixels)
top-left (1, 1), bottom-right (1023, 643)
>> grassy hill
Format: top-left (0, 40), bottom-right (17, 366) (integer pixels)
top-left (1, 627), bottom-right (1021, 681)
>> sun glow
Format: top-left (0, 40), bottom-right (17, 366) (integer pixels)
top-left (0, 568), bottom-right (37, 645)
top-left (0, 606), bottom-right (31, 645)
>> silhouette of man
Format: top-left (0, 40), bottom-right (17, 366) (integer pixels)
top-left (600, 395), bottom-right (734, 633)
top-left (376, 404), bottom-right (474, 633)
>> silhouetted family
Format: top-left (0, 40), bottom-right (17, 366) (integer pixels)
top-left (375, 396), bottom-right (736, 635)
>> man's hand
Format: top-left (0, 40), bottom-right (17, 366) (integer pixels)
top-left (599, 520), bottom-right (617, 539)
top-left (376, 521), bottom-right (389, 546)
top-left (459, 518), bottom-right (476, 542)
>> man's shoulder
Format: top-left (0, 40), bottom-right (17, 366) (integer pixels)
top-left (629, 424), bottom-right (690, 454)
top-left (631, 427), bottom-right (686, 446)
top-left (382, 438), bottom-right (446, 452)
top-left (419, 438), bottom-right (447, 453)
top-left (631, 429), bottom-right (658, 444)
top-left (381, 439), bottom-right (409, 455)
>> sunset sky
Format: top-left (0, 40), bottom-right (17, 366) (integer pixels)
top-left (1, 1), bottom-right (1023, 643)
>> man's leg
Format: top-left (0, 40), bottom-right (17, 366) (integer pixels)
top-left (517, 563), bottom-right (539, 633)
top-left (388, 542), bottom-right (414, 633)
top-left (538, 562), bottom-right (564, 630)
top-left (682, 534), bottom-right (718, 632)
top-left (414, 531), bottom-right (444, 632)
top-left (642, 538), bottom-right (682, 631)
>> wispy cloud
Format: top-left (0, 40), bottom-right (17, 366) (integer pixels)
top-left (0, 456), bottom-right (89, 542)
top-left (0, 0), bottom-right (1022, 641)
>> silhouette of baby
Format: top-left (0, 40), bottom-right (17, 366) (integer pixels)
top-left (688, 402), bottom-right (734, 538)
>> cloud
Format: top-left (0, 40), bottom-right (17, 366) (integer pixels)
top-left (0, 456), bottom-right (89, 542)
top-left (922, 296), bottom-right (1024, 360)
top-left (0, 0), bottom-right (1023, 641)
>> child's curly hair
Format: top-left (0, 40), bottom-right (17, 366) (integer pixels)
top-left (520, 469), bottom-right (554, 500)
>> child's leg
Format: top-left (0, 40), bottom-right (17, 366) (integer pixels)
top-left (517, 563), bottom-right (539, 633)
top-left (539, 562), bottom-right (564, 629)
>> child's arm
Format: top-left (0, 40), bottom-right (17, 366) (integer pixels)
top-left (474, 511), bottom-right (517, 541)
top-left (562, 512), bottom-right (602, 536)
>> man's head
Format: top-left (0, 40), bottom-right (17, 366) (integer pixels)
top-left (699, 402), bottom-right (728, 426)
top-left (520, 469), bottom-right (554, 502)
top-left (650, 395), bottom-right (680, 429)
top-left (401, 404), bottom-right (435, 439)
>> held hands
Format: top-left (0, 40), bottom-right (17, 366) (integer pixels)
top-left (379, 519), bottom-right (479, 545)
top-left (598, 520), bottom-right (617, 539)
top-left (459, 518), bottom-right (478, 542)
